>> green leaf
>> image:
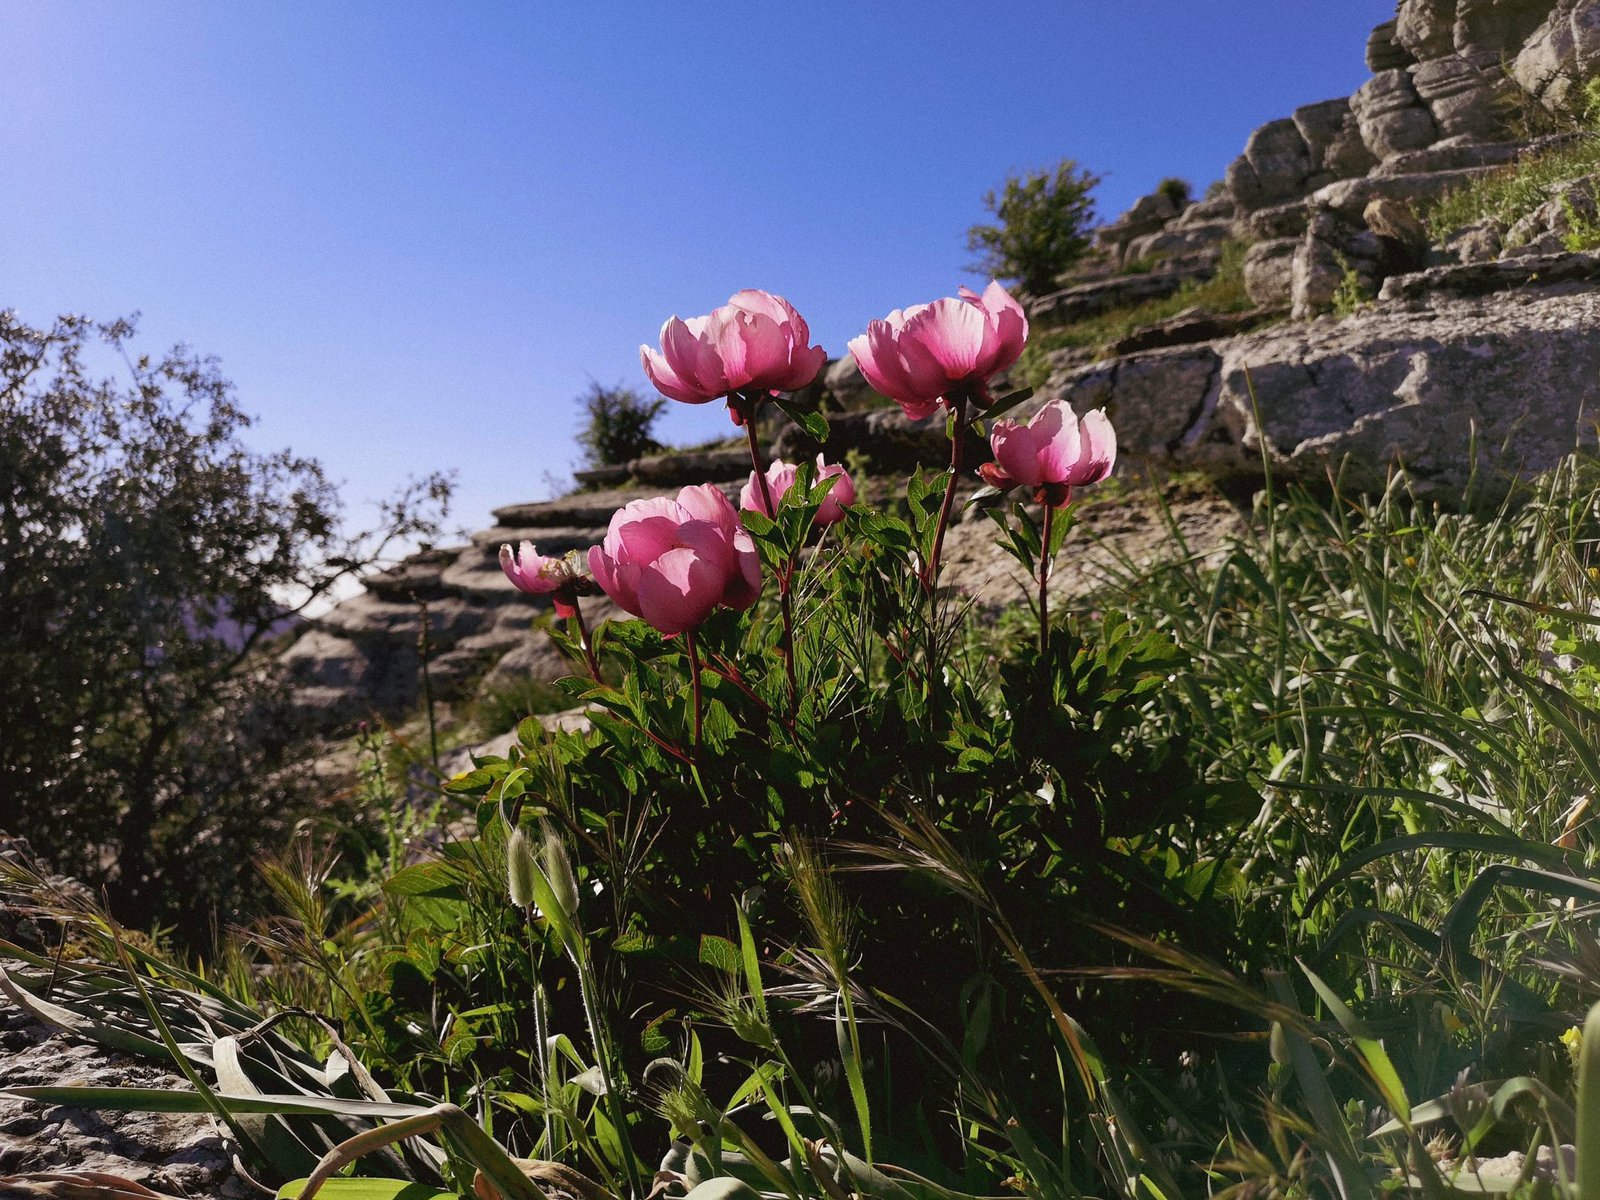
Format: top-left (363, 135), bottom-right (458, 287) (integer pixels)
top-left (698, 934), bottom-right (740, 974)
top-left (1298, 961), bottom-right (1410, 1124)
top-left (1578, 1002), bottom-right (1600, 1199)
top-left (0, 1086), bottom-right (438, 1118)
top-left (983, 386), bottom-right (1034, 419)
top-left (774, 397), bottom-right (829, 441)
top-left (277, 1180), bottom-right (455, 1200)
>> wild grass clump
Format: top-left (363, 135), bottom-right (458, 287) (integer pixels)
top-left (1426, 79), bottom-right (1600, 244)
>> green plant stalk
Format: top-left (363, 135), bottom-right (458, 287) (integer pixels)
top-left (567, 936), bottom-right (644, 1199)
top-left (923, 391), bottom-right (969, 592)
top-left (570, 599), bottom-right (602, 683)
top-left (743, 401), bottom-right (800, 712)
top-left (686, 631), bottom-right (705, 748)
top-left (1038, 503), bottom-right (1053, 657)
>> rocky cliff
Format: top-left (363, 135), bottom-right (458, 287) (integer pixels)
top-left (280, 0), bottom-right (1600, 736)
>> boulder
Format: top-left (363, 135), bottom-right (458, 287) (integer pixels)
top-left (1453, 0), bottom-right (1554, 55)
top-left (1243, 238), bottom-right (1301, 306)
top-left (1226, 119), bottom-right (1315, 210)
top-left (1513, 0), bottom-right (1600, 111)
top-left (1396, 0), bottom-right (1461, 60)
top-left (1293, 99), bottom-right (1356, 169)
top-left (1413, 54), bottom-right (1512, 141)
top-left (1353, 70), bottom-right (1441, 160)
top-left (1104, 307), bottom-right (1282, 356)
top-left (1378, 248), bottom-right (1600, 301)
top-left (1050, 346), bottom-right (1222, 460)
top-left (771, 407), bottom-right (988, 474)
top-left (1039, 265), bottom-right (1600, 498)
top-left (627, 447), bottom-right (750, 487)
top-left (1368, 19), bottom-right (1417, 71)
top-left (1324, 110), bottom-right (1382, 179)
top-left (820, 354), bottom-right (890, 411)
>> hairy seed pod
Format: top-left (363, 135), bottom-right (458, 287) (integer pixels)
top-left (507, 826), bottom-right (537, 909)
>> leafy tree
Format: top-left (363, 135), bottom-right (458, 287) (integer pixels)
top-left (576, 381), bottom-right (665, 468)
top-left (0, 311), bottom-right (451, 935)
top-left (966, 159), bottom-right (1102, 295)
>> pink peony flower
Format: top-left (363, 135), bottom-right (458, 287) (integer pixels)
top-left (979, 402), bottom-right (1117, 507)
top-left (847, 281), bottom-right (1028, 421)
top-left (641, 290), bottom-right (827, 421)
top-left (739, 454), bottom-right (857, 525)
top-left (587, 483), bottom-right (762, 636)
top-left (500, 543), bottom-right (587, 618)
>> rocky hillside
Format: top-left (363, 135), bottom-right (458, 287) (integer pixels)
top-left (281, 0), bottom-right (1600, 735)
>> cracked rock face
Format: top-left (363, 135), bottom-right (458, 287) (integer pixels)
top-left (0, 1006), bottom-right (249, 1197)
top-left (1045, 259), bottom-right (1600, 499)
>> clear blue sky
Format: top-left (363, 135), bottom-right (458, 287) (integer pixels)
top-left (3, 2), bottom-right (1395, 536)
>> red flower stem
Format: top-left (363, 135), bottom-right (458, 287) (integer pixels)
top-left (923, 390), bottom-right (969, 592)
top-left (686, 630), bottom-right (704, 747)
top-left (742, 398), bottom-right (800, 716)
top-left (569, 598), bottom-right (603, 683)
top-left (1039, 503), bottom-right (1054, 658)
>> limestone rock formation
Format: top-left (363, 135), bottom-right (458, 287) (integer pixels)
top-left (0, 1009), bottom-right (247, 1196)
top-left (1043, 252), bottom-right (1600, 497)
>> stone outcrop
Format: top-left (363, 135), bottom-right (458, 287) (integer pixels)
top-left (0, 1008), bottom-right (247, 1196)
top-left (1042, 251), bottom-right (1600, 497)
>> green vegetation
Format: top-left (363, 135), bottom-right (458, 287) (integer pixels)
top-left (577, 381), bottom-right (666, 468)
top-left (1331, 256), bottom-right (1374, 317)
top-left (10, 444), bottom-right (1600, 1198)
top-left (966, 159), bottom-right (1102, 295)
top-left (1425, 78), bottom-right (1600, 245)
top-left (0, 311), bottom-right (451, 935)
top-left (1016, 236), bottom-right (1256, 386)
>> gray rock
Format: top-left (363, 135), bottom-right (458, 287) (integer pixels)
top-left (1105, 307), bottom-right (1282, 356)
top-left (1030, 271), bottom-right (1203, 328)
top-left (1353, 70), bottom-right (1441, 161)
top-left (1243, 238), bottom-right (1301, 307)
top-left (1380, 250), bottom-right (1600, 301)
top-left (1123, 223), bottom-right (1233, 274)
top-left (0, 1008), bottom-right (248, 1196)
top-left (820, 354), bottom-right (889, 411)
top-left (572, 464), bottom-right (630, 489)
top-left (1413, 53), bottom-right (1513, 141)
top-left (1325, 111), bottom-right (1381, 179)
top-left (493, 487), bottom-right (679, 529)
top-left (771, 407), bottom-right (986, 474)
top-left (1313, 167), bottom-right (1501, 217)
top-left (1447, 217), bottom-right (1508, 261)
top-left (1248, 201), bottom-right (1314, 241)
top-left (1513, 0), bottom-right (1600, 111)
top-left (1293, 98), bottom-right (1356, 168)
top-left (1050, 346), bottom-right (1222, 460)
top-left (628, 447), bottom-right (750, 487)
top-left (1396, 0), bottom-right (1461, 60)
top-left (1368, 19), bottom-right (1416, 71)
top-left (1454, 0), bottom-right (1554, 55)
top-left (1228, 119), bottom-right (1316, 211)
top-left (1211, 288), bottom-right (1600, 496)
top-left (1372, 136), bottom-right (1537, 177)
